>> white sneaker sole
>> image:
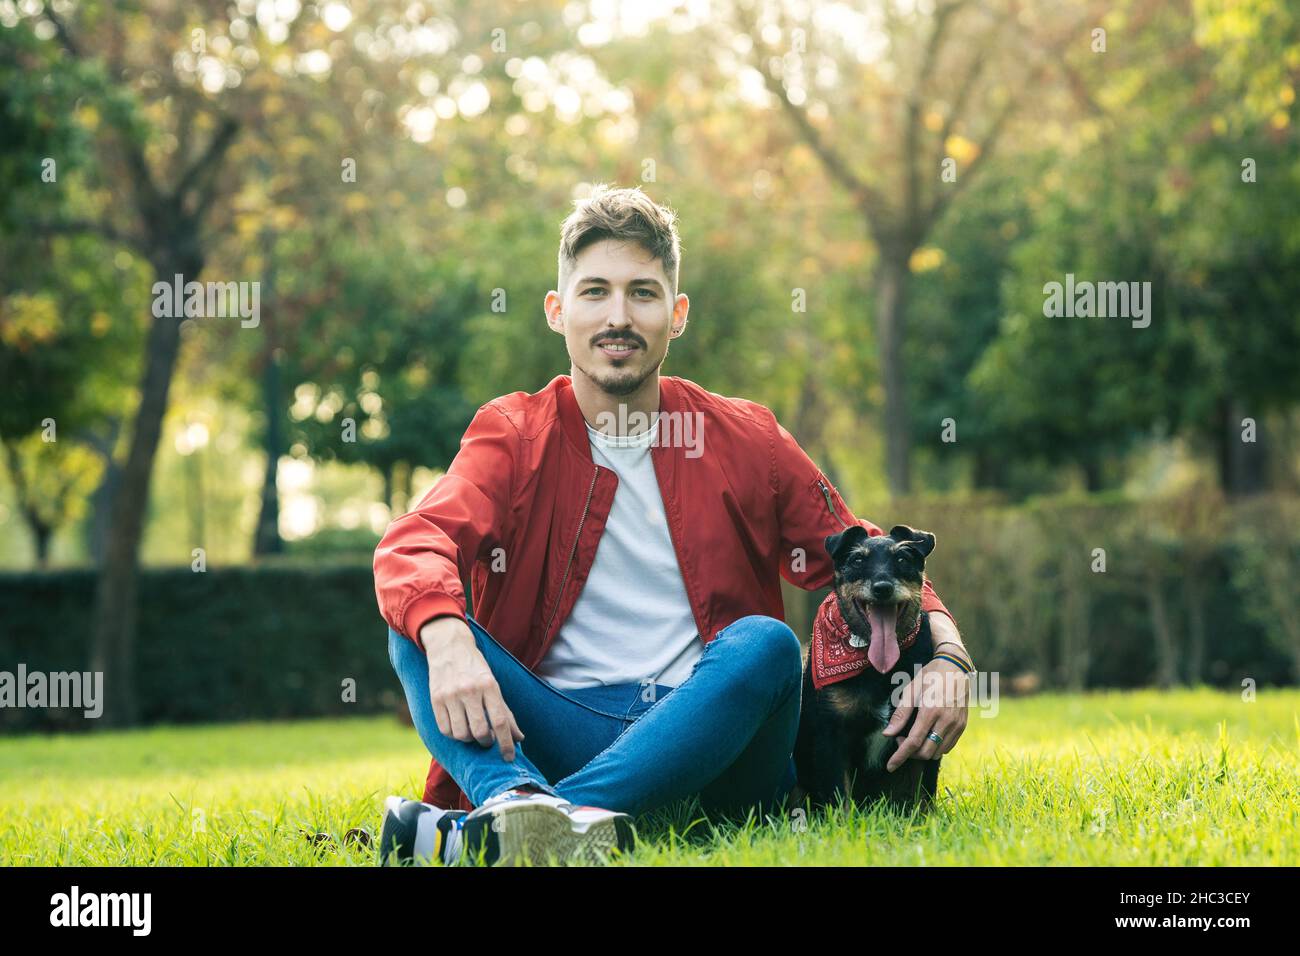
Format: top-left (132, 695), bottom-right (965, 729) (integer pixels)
top-left (461, 802), bottom-right (635, 866)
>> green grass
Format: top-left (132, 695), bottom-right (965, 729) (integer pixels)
top-left (2, 688), bottom-right (1298, 865)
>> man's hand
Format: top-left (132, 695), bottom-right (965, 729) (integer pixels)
top-left (880, 614), bottom-right (970, 772)
top-left (419, 616), bottom-right (525, 762)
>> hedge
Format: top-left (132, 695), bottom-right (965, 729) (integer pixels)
top-left (2, 489), bottom-right (1296, 732)
top-left (0, 564), bottom-right (403, 733)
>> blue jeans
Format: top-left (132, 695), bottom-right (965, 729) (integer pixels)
top-left (387, 613), bottom-right (803, 818)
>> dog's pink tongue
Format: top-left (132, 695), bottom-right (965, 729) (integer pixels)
top-left (867, 605), bottom-right (901, 672)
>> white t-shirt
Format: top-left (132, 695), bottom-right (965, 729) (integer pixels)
top-left (533, 415), bottom-right (703, 690)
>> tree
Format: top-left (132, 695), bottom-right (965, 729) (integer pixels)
top-left (724, 0), bottom-right (1101, 495)
top-left (0, 27), bottom-right (141, 564)
top-left (962, 0), bottom-right (1300, 497)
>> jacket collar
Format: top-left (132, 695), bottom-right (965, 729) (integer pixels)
top-left (554, 373), bottom-right (681, 457)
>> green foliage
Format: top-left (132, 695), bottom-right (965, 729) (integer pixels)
top-left (278, 232), bottom-right (482, 475)
top-left (2, 0), bottom-right (1299, 575)
top-left (858, 489), bottom-right (1296, 689)
top-left (0, 19), bottom-right (90, 229)
top-left (887, 0), bottom-right (1300, 494)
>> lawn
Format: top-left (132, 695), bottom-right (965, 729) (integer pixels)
top-left (2, 689), bottom-right (1297, 866)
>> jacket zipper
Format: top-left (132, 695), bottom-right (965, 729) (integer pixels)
top-left (818, 478), bottom-right (850, 529)
top-left (542, 464), bottom-right (599, 645)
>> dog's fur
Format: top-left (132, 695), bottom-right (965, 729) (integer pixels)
top-left (789, 524), bottom-right (941, 814)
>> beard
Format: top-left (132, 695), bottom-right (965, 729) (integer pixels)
top-left (576, 343), bottom-right (666, 397)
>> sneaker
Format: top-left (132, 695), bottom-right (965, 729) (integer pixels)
top-left (458, 788), bottom-right (637, 867)
top-left (377, 795), bottom-right (468, 866)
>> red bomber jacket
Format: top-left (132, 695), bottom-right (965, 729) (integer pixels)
top-left (373, 373), bottom-right (956, 810)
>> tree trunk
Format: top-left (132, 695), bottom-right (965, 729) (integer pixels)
top-left (82, 418), bottom-right (123, 566)
top-left (972, 448), bottom-right (1003, 490)
top-left (1147, 569), bottom-right (1177, 688)
top-left (0, 440), bottom-right (55, 569)
top-left (874, 248), bottom-right (913, 497)
top-left (253, 349), bottom-right (284, 556)
top-left (789, 311), bottom-right (840, 483)
top-left (1059, 555), bottom-right (1090, 691)
top-left (253, 228), bottom-right (283, 557)
top-left (1218, 396), bottom-right (1268, 497)
top-left (90, 251), bottom-right (199, 727)
top-left (86, 456), bottom-right (121, 566)
top-left (32, 519), bottom-right (52, 568)
top-left (791, 366), bottom-right (826, 473)
top-left (1183, 573), bottom-right (1206, 686)
top-left (1082, 457), bottom-right (1104, 492)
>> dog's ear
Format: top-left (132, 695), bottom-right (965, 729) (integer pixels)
top-left (889, 524), bottom-right (936, 558)
top-left (825, 525), bottom-right (869, 561)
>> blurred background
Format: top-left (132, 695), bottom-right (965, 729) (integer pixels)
top-left (2, 0), bottom-right (1298, 733)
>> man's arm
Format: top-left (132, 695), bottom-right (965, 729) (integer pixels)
top-left (767, 407), bottom-right (958, 630)
top-left (373, 401), bottom-right (518, 650)
top-left (928, 611), bottom-right (970, 663)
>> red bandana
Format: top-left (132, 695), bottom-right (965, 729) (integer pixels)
top-left (810, 590), bottom-right (921, 690)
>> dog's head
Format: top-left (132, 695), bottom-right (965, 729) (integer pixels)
top-left (824, 524), bottom-right (936, 673)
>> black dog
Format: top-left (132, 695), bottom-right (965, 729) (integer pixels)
top-left (790, 524), bottom-right (941, 814)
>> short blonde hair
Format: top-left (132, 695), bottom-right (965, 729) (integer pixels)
top-left (557, 183), bottom-right (682, 297)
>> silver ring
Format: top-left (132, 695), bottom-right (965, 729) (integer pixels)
top-left (926, 731), bottom-right (943, 745)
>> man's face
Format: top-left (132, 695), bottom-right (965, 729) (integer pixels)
top-left (546, 238), bottom-right (688, 398)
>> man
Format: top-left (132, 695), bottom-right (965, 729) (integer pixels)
top-left (374, 184), bottom-right (971, 867)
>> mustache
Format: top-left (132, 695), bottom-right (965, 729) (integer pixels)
top-left (593, 334), bottom-right (644, 347)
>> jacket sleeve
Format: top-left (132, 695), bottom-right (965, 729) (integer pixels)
top-left (373, 401), bottom-right (518, 650)
top-left (768, 408), bottom-right (957, 628)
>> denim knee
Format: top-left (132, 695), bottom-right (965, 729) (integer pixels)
top-left (716, 614), bottom-right (803, 695)
top-left (388, 627), bottom-right (415, 671)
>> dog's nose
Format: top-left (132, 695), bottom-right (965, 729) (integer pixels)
top-left (871, 581), bottom-right (896, 601)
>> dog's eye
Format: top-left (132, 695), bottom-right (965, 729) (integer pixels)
top-left (845, 554), bottom-right (864, 568)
